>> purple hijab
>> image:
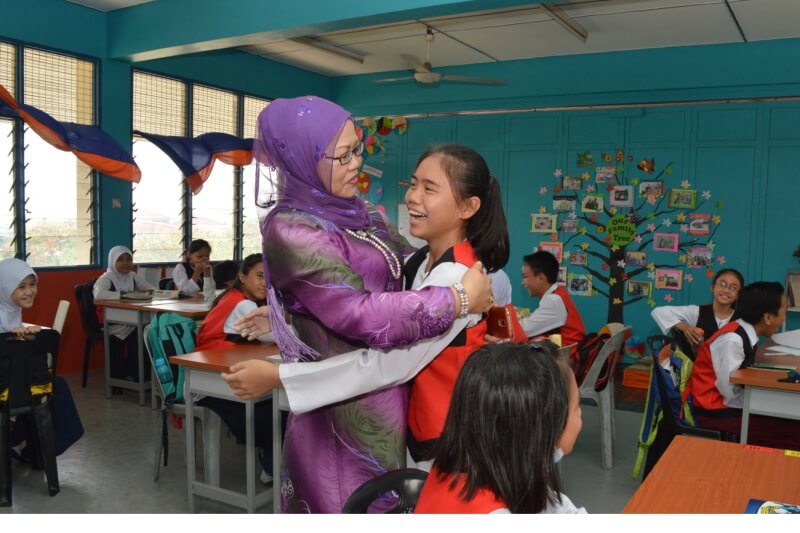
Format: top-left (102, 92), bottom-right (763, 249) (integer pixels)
top-left (254, 96), bottom-right (370, 361)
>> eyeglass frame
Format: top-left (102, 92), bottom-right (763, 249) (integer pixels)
top-left (714, 279), bottom-right (740, 293)
top-left (321, 142), bottom-right (364, 166)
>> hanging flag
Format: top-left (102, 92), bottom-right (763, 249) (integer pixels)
top-left (134, 130), bottom-right (253, 194)
top-left (0, 83), bottom-right (140, 182)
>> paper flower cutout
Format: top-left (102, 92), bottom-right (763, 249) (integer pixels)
top-left (602, 153), bottom-right (612, 162)
top-left (591, 213), bottom-right (599, 222)
top-left (568, 211), bottom-right (578, 220)
top-left (604, 235), bottom-right (612, 244)
top-left (609, 277), bottom-right (617, 286)
top-left (377, 117), bottom-right (393, 135)
top-left (582, 172), bottom-right (590, 180)
top-left (712, 215), bottom-right (721, 224)
top-left (662, 218), bottom-right (672, 228)
top-left (702, 190), bottom-right (711, 200)
top-left (538, 206), bottom-right (548, 214)
top-left (361, 118), bottom-right (377, 136)
top-left (676, 213), bottom-right (687, 222)
top-left (664, 294), bottom-right (673, 303)
top-left (539, 186), bottom-right (548, 195)
top-left (601, 263), bottom-right (609, 271)
top-left (356, 171), bottom-right (371, 194)
top-left (621, 273), bottom-right (628, 281)
top-left (550, 233), bottom-right (559, 242)
top-left (610, 244), bottom-right (620, 251)
top-left (634, 235), bottom-right (643, 243)
top-left (681, 180), bottom-right (691, 188)
top-left (563, 251), bottom-right (571, 261)
top-left (706, 269), bottom-right (715, 278)
top-left (647, 262), bottom-right (656, 271)
top-left (617, 260), bottom-right (626, 268)
top-left (646, 223), bottom-right (656, 232)
top-left (587, 185), bottom-right (596, 193)
top-left (613, 297), bottom-right (622, 305)
top-left (715, 201), bottom-right (725, 209)
top-left (717, 256), bottom-right (726, 265)
top-left (631, 178), bottom-right (639, 185)
top-left (554, 186), bottom-right (562, 193)
top-left (680, 224), bottom-right (689, 234)
top-left (647, 195), bottom-right (657, 205)
top-left (684, 273), bottom-right (694, 283)
top-left (647, 298), bottom-right (656, 307)
top-left (707, 240), bottom-right (716, 251)
top-left (580, 242), bottom-right (590, 250)
top-left (679, 254), bottom-right (687, 263)
top-left (392, 116), bottom-right (408, 135)
top-left (647, 271), bottom-right (656, 280)
top-left (597, 226), bottom-right (605, 233)
top-left (554, 168), bottom-right (563, 178)
top-left (609, 206), bottom-right (618, 215)
top-left (579, 226), bottom-right (588, 234)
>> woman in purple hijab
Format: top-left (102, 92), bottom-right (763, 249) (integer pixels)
top-left (250, 96), bottom-right (489, 513)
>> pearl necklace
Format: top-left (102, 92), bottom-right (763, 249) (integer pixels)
top-left (345, 229), bottom-right (402, 280)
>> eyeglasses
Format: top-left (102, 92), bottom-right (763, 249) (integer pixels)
top-left (322, 142), bottom-right (364, 166)
top-left (715, 279), bottom-right (740, 293)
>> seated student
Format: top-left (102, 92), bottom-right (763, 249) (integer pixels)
top-left (195, 253), bottom-right (278, 482)
top-left (415, 341), bottom-right (585, 514)
top-left (0, 258), bottom-right (84, 460)
top-left (204, 260), bottom-right (239, 306)
top-left (652, 268), bottom-right (744, 352)
top-left (518, 251), bottom-right (586, 347)
top-left (93, 246), bottom-right (156, 381)
top-left (173, 239), bottom-right (212, 295)
top-left (685, 281), bottom-right (800, 450)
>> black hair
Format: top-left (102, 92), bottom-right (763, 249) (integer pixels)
top-left (712, 268), bottom-right (744, 289)
top-left (522, 251), bottom-right (560, 284)
top-left (212, 253), bottom-right (262, 307)
top-left (212, 260), bottom-right (240, 290)
top-left (183, 239), bottom-right (212, 261)
top-left (736, 281), bottom-right (784, 325)
top-left (431, 341), bottom-right (573, 514)
top-left (416, 145), bottom-right (509, 273)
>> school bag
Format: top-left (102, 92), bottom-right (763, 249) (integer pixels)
top-left (570, 331), bottom-right (612, 391)
top-left (633, 335), bottom-right (699, 478)
top-left (146, 312), bottom-right (197, 406)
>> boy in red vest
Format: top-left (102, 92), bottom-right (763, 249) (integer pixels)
top-left (685, 281), bottom-right (800, 450)
top-left (519, 251), bottom-right (586, 348)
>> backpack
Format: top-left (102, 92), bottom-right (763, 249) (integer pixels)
top-left (570, 331), bottom-right (612, 391)
top-left (146, 312), bottom-right (197, 406)
top-left (633, 336), bottom-right (698, 478)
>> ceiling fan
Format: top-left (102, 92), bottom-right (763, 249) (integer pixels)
top-left (371, 27), bottom-right (506, 86)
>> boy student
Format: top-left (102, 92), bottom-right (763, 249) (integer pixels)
top-left (685, 281), bottom-right (800, 450)
top-left (517, 251), bottom-right (586, 348)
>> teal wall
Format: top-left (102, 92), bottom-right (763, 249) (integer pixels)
top-left (356, 103), bottom-right (800, 338)
top-left (0, 0), bottom-right (330, 265)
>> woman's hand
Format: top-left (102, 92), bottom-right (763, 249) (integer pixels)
top-left (222, 359), bottom-right (281, 400)
top-left (233, 306), bottom-right (272, 341)
top-left (460, 261), bottom-right (494, 314)
top-left (10, 325), bottom-right (41, 337)
top-left (483, 334), bottom-right (509, 344)
top-left (676, 322), bottom-right (704, 348)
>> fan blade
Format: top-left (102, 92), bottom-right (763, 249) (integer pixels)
top-left (439, 74), bottom-right (506, 85)
top-left (371, 76), bottom-right (416, 84)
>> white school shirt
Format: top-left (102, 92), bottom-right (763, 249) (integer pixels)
top-left (520, 283), bottom-right (567, 338)
top-left (489, 269), bottom-right (512, 306)
top-left (278, 252), bottom-right (480, 414)
top-left (651, 304), bottom-right (734, 335)
top-left (173, 263), bottom-right (201, 294)
top-left (223, 299), bottom-right (273, 343)
top-left (707, 319), bottom-right (758, 409)
top-left (93, 272), bottom-right (156, 340)
top-left (489, 492), bottom-right (587, 514)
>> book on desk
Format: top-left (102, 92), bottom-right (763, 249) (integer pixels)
top-left (745, 498), bottom-right (800, 514)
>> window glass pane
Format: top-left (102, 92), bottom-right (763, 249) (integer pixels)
top-left (0, 42), bottom-right (15, 97)
top-left (23, 48), bottom-right (94, 124)
top-left (242, 96), bottom-right (270, 258)
top-left (0, 119), bottom-right (16, 260)
top-left (131, 138), bottom-right (185, 263)
top-left (192, 164), bottom-right (235, 260)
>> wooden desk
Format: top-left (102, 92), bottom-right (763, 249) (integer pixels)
top-left (624, 436), bottom-right (800, 513)
top-left (730, 346), bottom-right (800, 444)
top-left (95, 297), bottom-right (210, 406)
top-left (171, 343), bottom-right (287, 513)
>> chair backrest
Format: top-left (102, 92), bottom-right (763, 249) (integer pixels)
top-left (52, 300), bottom-right (70, 334)
top-left (73, 278), bottom-right (102, 336)
top-left (342, 468), bottom-right (428, 513)
top-left (579, 325), bottom-right (630, 394)
top-left (144, 313), bottom-right (198, 405)
top-left (159, 277), bottom-right (175, 290)
top-left (669, 326), bottom-right (698, 361)
top-left (0, 329), bottom-right (60, 412)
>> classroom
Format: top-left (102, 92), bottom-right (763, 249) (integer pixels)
top-left (2, 0), bottom-right (800, 517)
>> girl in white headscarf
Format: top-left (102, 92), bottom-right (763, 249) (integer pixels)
top-left (93, 246), bottom-right (155, 380)
top-left (0, 258), bottom-right (84, 459)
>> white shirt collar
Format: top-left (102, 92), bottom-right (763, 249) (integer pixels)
top-left (735, 318), bottom-right (759, 346)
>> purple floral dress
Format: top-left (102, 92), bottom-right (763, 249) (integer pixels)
top-left (265, 206), bottom-right (454, 513)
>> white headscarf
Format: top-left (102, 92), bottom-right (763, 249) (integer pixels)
top-left (106, 246), bottom-right (135, 293)
top-left (0, 258), bottom-right (37, 333)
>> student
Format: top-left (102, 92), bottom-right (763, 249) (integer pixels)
top-left (194, 253), bottom-right (277, 483)
top-left (685, 281), bottom-right (800, 450)
top-left (651, 268), bottom-right (744, 351)
top-left (93, 246), bottom-right (156, 381)
top-left (415, 342), bottom-right (585, 514)
top-left (203, 259), bottom-right (239, 306)
top-left (0, 258), bottom-right (84, 460)
top-left (518, 251), bottom-right (586, 347)
top-left (173, 239), bottom-right (212, 295)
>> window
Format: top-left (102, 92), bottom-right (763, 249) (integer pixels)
top-left (241, 96), bottom-right (270, 258)
top-left (132, 72), bottom-right (186, 263)
top-left (0, 118), bottom-right (15, 260)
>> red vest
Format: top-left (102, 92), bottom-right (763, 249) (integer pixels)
top-left (408, 242), bottom-right (527, 443)
top-left (684, 321), bottom-right (745, 411)
top-left (195, 289), bottom-right (246, 350)
top-left (542, 286), bottom-right (587, 348)
top-left (415, 467), bottom-right (506, 514)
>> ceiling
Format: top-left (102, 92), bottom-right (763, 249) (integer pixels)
top-left (67, 0), bottom-right (800, 77)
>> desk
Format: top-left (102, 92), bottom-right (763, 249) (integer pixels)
top-left (730, 347), bottom-right (800, 444)
top-left (624, 435), bottom-right (800, 513)
top-left (171, 344), bottom-right (287, 513)
top-left (96, 296), bottom-right (209, 406)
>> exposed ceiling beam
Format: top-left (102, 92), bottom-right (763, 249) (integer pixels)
top-left (288, 36), bottom-right (366, 64)
top-left (541, 3), bottom-right (587, 42)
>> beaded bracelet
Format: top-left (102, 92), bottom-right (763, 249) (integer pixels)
top-left (452, 282), bottom-right (470, 319)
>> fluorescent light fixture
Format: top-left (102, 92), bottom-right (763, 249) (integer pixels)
top-left (542, 3), bottom-right (588, 42)
top-left (289, 36), bottom-right (366, 64)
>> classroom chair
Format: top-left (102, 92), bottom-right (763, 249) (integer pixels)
top-left (142, 324), bottom-right (222, 485)
top-left (0, 330), bottom-right (62, 506)
top-left (578, 324), bottom-right (631, 469)
top-left (73, 280), bottom-right (104, 388)
top-left (52, 300), bottom-right (69, 335)
top-left (342, 468), bottom-right (428, 513)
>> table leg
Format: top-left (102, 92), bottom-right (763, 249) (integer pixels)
top-left (246, 399), bottom-right (255, 513)
top-left (740, 387), bottom-right (752, 444)
top-left (137, 312), bottom-right (146, 406)
top-left (103, 307), bottom-right (111, 399)
top-left (184, 370), bottom-right (195, 513)
top-left (272, 391), bottom-right (281, 514)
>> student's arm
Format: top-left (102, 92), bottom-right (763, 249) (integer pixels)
top-left (173, 263), bottom-right (200, 294)
top-left (203, 273), bottom-right (216, 306)
top-left (520, 293), bottom-right (567, 338)
top-left (651, 305), bottom-right (700, 335)
top-left (225, 300), bottom-right (274, 343)
top-left (92, 275), bottom-right (120, 300)
top-left (709, 333), bottom-right (745, 408)
top-left (133, 273), bottom-right (156, 292)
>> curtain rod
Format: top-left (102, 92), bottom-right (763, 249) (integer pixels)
top-left (355, 95), bottom-right (800, 120)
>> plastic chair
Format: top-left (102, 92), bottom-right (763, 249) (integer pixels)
top-left (578, 325), bottom-right (631, 469)
top-left (0, 330), bottom-right (62, 506)
top-left (159, 278), bottom-right (175, 290)
top-left (142, 324), bottom-right (222, 484)
top-left (342, 468), bottom-right (428, 513)
top-left (73, 280), bottom-right (103, 388)
top-left (52, 300), bottom-right (69, 335)
top-left (640, 335), bottom-right (723, 480)
top-left (557, 343), bottom-right (577, 364)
